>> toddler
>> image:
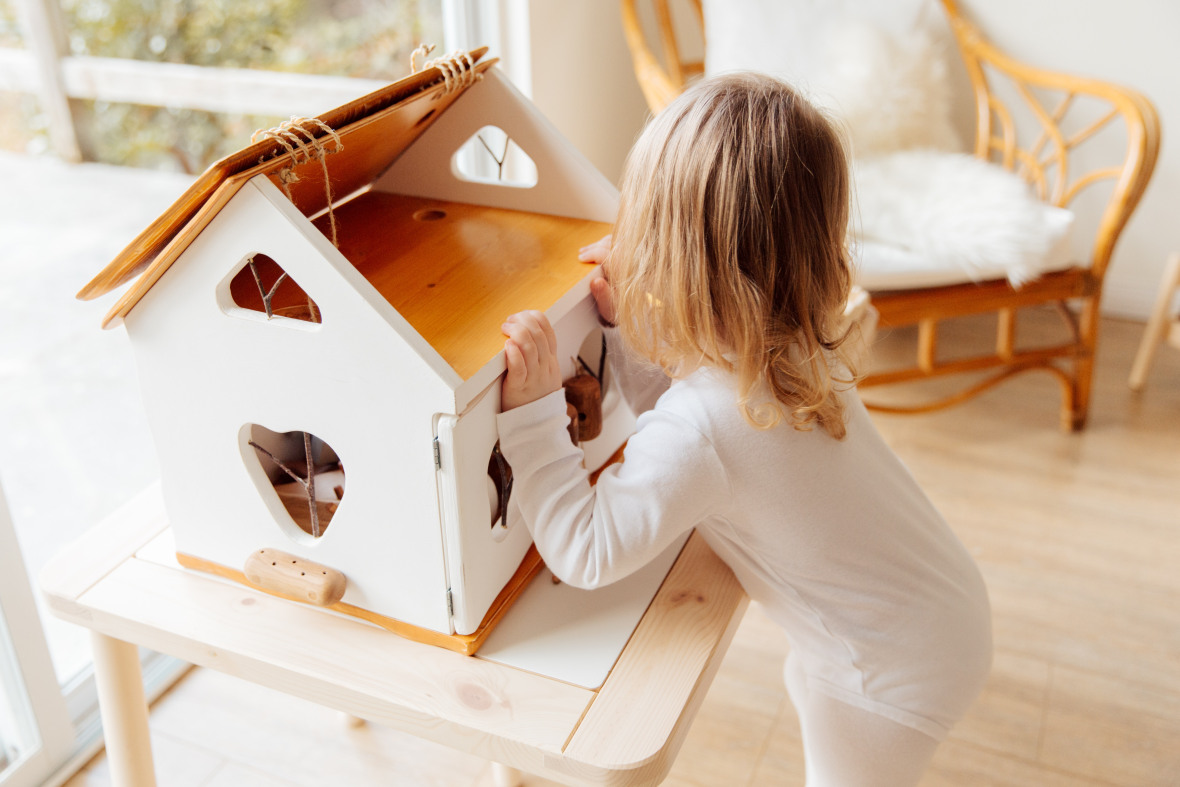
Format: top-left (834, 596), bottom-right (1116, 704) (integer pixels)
top-left (497, 73), bottom-right (991, 787)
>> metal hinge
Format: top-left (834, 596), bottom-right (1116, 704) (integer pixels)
top-left (433, 436), bottom-right (441, 469)
top-left (446, 588), bottom-right (453, 616)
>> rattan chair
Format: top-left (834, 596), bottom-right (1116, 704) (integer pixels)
top-left (620, 0), bottom-right (1159, 430)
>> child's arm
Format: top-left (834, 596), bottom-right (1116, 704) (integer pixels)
top-left (578, 235), bottom-right (671, 415)
top-left (578, 235), bottom-right (617, 326)
top-left (603, 328), bottom-right (669, 417)
top-left (500, 312), bottom-right (730, 589)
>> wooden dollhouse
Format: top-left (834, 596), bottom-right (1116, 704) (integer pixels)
top-left (77, 49), bottom-right (638, 654)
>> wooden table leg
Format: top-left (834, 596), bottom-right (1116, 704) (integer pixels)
top-left (1129, 252), bottom-right (1180, 391)
top-left (491, 762), bottom-right (523, 787)
top-left (90, 632), bottom-right (157, 787)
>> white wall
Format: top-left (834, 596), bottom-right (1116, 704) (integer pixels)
top-left (513, 0), bottom-right (1173, 320)
top-left (528, 2), bottom-right (652, 185)
top-left (489, 0), bottom-right (651, 187)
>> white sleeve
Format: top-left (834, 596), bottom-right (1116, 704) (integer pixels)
top-left (604, 326), bottom-right (670, 416)
top-left (496, 389), bottom-right (732, 589)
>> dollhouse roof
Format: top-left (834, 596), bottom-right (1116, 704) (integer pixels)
top-left (79, 49), bottom-right (498, 325)
top-left (78, 48), bottom-right (617, 389)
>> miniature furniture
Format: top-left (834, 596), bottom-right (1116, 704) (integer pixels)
top-left (40, 485), bottom-right (748, 787)
top-left (621, 0), bottom-right (1160, 430)
top-left (76, 50), bottom-right (639, 653)
top-left (1128, 252), bottom-right (1180, 391)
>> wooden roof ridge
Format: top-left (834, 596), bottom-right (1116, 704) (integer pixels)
top-left (78, 47), bottom-right (493, 314)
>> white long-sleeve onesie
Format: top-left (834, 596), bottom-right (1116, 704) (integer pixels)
top-left (496, 343), bottom-right (992, 741)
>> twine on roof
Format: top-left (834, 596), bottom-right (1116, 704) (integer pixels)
top-left (410, 43), bottom-right (435, 73)
top-left (410, 43), bottom-right (482, 96)
top-left (252, 117), bottom-right (345, 247)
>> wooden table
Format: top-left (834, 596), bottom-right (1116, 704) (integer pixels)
top-left (40, 486), bottom-right (748, 787)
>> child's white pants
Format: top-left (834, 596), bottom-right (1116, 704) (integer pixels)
top-left (784, 651), bottom-right (941, 787)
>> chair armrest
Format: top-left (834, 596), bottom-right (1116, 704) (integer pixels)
top-left (621, 0), bottom-right (679, 113)
top-left (621, 0), bottom-right (702, 114)
top-left (943, 6), bottom-right (1160, 279)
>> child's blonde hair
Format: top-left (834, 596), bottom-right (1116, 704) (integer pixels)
top-left (611, 72), bottom-right (856, 439)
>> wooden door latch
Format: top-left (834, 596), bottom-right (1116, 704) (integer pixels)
top-left (244, 548), bottom-right (347, 606)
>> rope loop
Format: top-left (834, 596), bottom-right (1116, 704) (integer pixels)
top-left (410, 43), bottom-right (436, 73)
top-left (252, 117), bottom-right (345, 247)
top-left (411, 44), bottom-right (482, 96)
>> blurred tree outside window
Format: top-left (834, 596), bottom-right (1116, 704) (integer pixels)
top-left (0, 0), bottom-right (20, 46)
top-left (1, 0), bottom-right (442, 172)
top-left (1, 1), bottom-right (43, 154)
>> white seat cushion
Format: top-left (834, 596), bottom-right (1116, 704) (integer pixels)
top-left (852, 150), bottom-right (1077, 290)
top-left (855, 210), bottom-right (1074, 291)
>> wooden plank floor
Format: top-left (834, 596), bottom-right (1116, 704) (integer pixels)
top-left (65, 308), bottom-right (1180, 786)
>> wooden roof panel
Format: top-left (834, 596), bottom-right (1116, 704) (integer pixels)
top-left (80, 49), bottom-right (492, 307)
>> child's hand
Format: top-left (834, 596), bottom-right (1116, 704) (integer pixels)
top-left (588, 268), bottom-right (617, 327)
top-left (501, 310), bottom-right (562, 411)
top-left (578, 234), bottom-right (612, 265)
top-left (578, 235), bottom-right (616, 326)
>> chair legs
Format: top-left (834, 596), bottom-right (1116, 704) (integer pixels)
top-left (1066, 355), bottom-right (1090, 432)
top-left (1066, 298), bottom-right (1102, 432)
top-left (1128, 252), bottom-right (1180, 391)
top-left (863, 292), bottom-right (1098, 432)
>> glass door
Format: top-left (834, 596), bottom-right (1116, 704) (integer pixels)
top-left (0, 480), bottom-right (73, 787)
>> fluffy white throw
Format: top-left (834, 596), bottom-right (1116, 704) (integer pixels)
top-left (853, 151), bottom-right (1061, 287)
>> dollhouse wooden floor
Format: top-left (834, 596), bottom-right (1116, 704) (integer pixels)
top-left (61, 309), bottom-right (1180, 787)
top-left (318, 191), bottom-right (612, 380)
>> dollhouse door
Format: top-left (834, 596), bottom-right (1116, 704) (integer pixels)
top-left (435, 389), bottom-right (535, 637)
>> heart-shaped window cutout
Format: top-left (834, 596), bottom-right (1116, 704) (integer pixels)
top-left (229, 253), bottom-right (322, 323)
top-left (245, 425), bottom-right (343, 539)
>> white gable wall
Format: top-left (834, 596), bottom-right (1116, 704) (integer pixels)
top-left (375, 68), bottom-right (619, 225)
top-left (126, 177), bottom-right (459, 634)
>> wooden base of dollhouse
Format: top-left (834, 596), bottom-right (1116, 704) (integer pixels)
top-left (175, 545), bottom-right (545, 656)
